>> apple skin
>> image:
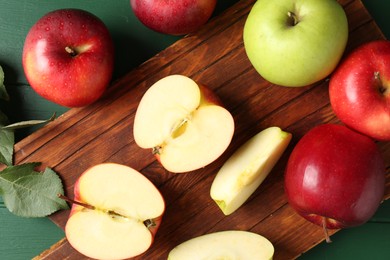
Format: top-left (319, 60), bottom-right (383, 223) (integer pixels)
top-left (130, 0), bottom-right (217, 35)
top-left (329, 40), bottom-right (390, 141)
top-left (285, 124), bottom-right (385, 230)
top-left (197, 84), bottom-right (224, 106)
top-left (243, 0), bottom-right (348, 87)
top-left (22, 9), bottom-right (114, 107)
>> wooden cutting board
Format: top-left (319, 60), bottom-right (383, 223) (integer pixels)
top-left (14, 0), bottom-right (388, 259)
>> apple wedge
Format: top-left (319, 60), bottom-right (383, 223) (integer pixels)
top-left (211, 127), bottom-right (292, 215)
top-left (168, 230), bottom-right (274, 260)
top-left (64, 163), bottom-right (165, 260)
top-left (133, 75), bottom-right (235, 173)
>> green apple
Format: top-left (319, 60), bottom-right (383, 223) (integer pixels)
top-left (243, 0), bottom-right (348, 87)
top-left (168, 230), bottom-right (274, 260)
top-left (210, 127), bottom-right (291, 215)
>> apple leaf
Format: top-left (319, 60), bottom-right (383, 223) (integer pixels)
top-left (0, 162), bottom-right (41, 178)
top-left (0, 66), bottom-right (68, 218)
top-left (2, 112), bottom-right (56, 130)
top-left (0, 65), bottom-right (9, 101)
top-left (0, 110), bottom-right (14, 166)
top-left (0, 65), bottom-right (13, 166)
top-left (0, 164), bottom-right (69, 217)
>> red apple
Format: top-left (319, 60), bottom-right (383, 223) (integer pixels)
top-left (130, 0), bottom-right (217, 35)
top-left (329, 40), bottom-right (390, 141)
top-left (133, 75), bottom-right (234, 173)
top-left (285, 124), bottom-right (385, 241)
top-left (64, 163), bottom-right (165, 259)
top-left (22, 9), bottom-right (114, 107)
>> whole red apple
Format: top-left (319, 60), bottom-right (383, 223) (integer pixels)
top-left (329, 40), bottom-right (390, 141)
top-left (22, 9), bottom-right (114, 107)
top-left (130, 0), bottom-right (217, 35)
top-left (285, 124), bottom-right (385, 241)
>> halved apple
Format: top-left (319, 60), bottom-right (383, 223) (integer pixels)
top-left (168, 230), bottom-right (274, 260)
top-left (133, 75), bottom-right (235, 173)
top-left (211, 127), bottom-right (292, 215)
top-left (64, 163), bottom-right (165, 260)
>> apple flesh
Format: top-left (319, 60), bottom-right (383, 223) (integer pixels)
top-left (329, 40), bottom-right (390, 141)
top-left (130, 0), bottom-right (217, 35)
top-left (133, 75), bottom-right (234, 173)
top-left (211, 126), bottom-right (292, 215)
top-left (22, 9), bottom-right (114, 107)
top-left (64, 163), bottom-right (165, 260)
top-left (243, 0), bottom-right (348, 87)
top-left (168, 230), bottom-right (274, 260)
top-left (285, 124), bottom-right (385, 241)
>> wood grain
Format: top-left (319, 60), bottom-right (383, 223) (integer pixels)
top-left (17, 0), bottom-right (389, 259)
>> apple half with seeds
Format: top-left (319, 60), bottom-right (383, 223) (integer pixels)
top-left (168, 230), bottom-right (274, 260)
top-left (211, 127), bottom-right (292, 215)
top-left (64, 163), bottom-right (165, 260)
top-left (133, 74), bottom-right (235, 173)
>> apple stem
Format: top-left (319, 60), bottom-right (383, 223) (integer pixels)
top-left (58, 194), bottom-right (157, 227)
top-left (57, 193), bottom-right (95, 210)
top-left (375, 71), bottom-right (380, 80)
top-left (143, 219), bottom-right (156, 228)
top-left (374, 71), bottom-right (388, 95)
top-left (322, 217), bottom-right (332, 243)
top-left (65, 46), bottom-right (78, 57)
top-left (152, 146), bottom-right (162, 155)
top-left (287, 11), bottom-right (299, 26)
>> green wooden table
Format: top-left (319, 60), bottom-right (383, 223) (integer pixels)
top-left (0, 1), bottom-right (389, 259)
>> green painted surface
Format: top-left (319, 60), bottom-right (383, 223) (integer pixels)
top-left (0, 0), bottom-right (389, 259)
top-left (0, 202), bottom-right (65, 259)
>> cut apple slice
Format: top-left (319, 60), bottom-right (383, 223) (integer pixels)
top-left (64, 163), bottom-right (165, 260)
top-left (211, 126), bottom-right (292, 215)
top-left (133, 75), bottom-right (235, 173)
top-left (168, 230), bottom-right (274, 260)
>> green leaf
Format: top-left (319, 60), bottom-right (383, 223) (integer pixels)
top-left (2, 112), bottom-right (56, 130)
top-left (0, 165), bottom-right (69, 217)
top-left (0, 65), bottom-right (9, 101)
top-left (0, 162), bottom-right (41, 181)
top-left (0, 110), bottom-right (14, 166)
